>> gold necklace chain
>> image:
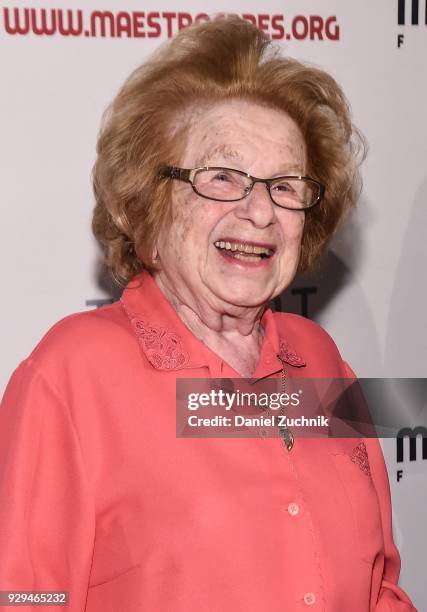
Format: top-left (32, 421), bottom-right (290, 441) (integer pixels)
top-left (276, 354), bottom-right (294, 452)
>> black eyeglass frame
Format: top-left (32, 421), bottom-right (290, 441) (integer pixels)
top-left (159, 165), bottom-right (325, 211)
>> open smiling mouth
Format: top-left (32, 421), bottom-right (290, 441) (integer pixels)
top-left (214, 240), bottom-right (275, 262)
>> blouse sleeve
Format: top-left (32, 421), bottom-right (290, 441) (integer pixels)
top-left (342, 361), bottom-right (417, 611)
top-left (0, 358), bottom-right (95, 612)
top-left (366, 436), bottom-right (417, 611)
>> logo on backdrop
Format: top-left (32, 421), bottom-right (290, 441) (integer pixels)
top-left (396, 426), bottom-right (427, 482)
top-left (86, 286), bottom-right (319, 318)
top-left (85, 299), bottom-right (115, 308)
top-left (397, 0), bottom-right (427, 47)
top-left (274, 287), bottom-right (317, 318)
top-left (0, 7), bottom-right (340, 41)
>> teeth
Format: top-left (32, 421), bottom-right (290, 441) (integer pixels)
top-left (214, 240), bottom-right (273, 257)
top-left (234, 253), bottom-right (262, 261)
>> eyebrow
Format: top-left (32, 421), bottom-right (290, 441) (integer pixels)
top-left (195, 145), bottom-right (305, 176)
top-left (272, 166), bottom-right (305, 177)
top-left (196, 145), bottom-right (241, 167)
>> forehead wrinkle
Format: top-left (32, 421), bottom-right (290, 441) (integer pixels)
top-left (185, 102), bottom-right (307, 174)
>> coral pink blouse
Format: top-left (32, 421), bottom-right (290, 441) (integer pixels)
top-left (0, 272), bottom-right (416, 611)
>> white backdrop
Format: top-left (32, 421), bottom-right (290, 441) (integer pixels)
top-left (1, 1), bottom-right (426, 609)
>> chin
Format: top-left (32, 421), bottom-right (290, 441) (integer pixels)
top-left (214, 283), bottom-right (272, 308)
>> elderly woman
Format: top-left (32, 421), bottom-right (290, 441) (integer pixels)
top-left (0, 16), bottom-right (416, 612)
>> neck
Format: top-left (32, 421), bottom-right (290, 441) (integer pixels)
top-left (153, 272), bottom-right (266, 376)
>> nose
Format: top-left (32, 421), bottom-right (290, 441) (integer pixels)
top-left (233, 181), bottom-right (276, 229)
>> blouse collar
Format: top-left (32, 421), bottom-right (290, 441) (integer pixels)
top-left (120, 271), bottom-right (306, 374)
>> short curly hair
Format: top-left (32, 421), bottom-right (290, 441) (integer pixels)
top-left (92, 14), bottom-right (365, 285)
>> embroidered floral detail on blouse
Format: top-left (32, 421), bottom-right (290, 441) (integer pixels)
top-left (350, 442), bottom-right (371, 476)
top-left (120, 301), bottom-right (189, 370)
top-left (278, 340), bottom-right (306, 368)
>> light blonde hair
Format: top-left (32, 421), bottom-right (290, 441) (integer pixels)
top-left (92, 15), bottom-right (365, 285)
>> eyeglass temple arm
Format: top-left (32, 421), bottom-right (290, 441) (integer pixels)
top-left (159, 166), bottom-right (191, 182)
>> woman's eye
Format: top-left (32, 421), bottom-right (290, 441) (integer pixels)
top-left (274, 182), bottom-right (293, 192)
top-left (213, 172), bottom-right (231, 182)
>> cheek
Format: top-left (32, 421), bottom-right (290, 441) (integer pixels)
top-left (296, 214), bottom-right (305, 241)
top-left (173, 197), bottom-right (225, 248)
top-left (165, 194), bottom-right (200, 254)
top-left (164, 197), bottom-right (215, 265)
top-left (280, 213), bottom-right (305, 246)
top-left (175, 210), bottom-right (195, 248)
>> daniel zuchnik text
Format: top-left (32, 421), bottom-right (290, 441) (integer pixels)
top-left (187, 415), bottom-right (329, 427)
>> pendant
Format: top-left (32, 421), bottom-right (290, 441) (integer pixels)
top-left (279, 426), bottom-right (294, 452)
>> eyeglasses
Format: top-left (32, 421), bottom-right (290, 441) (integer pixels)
top-left (159, 166), bottom-right (325, 211)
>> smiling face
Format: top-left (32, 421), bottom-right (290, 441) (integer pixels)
top-left (154, 99), bottom-right (307, 317)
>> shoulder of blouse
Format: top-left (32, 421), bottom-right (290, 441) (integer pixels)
top-left (272, 311), bottom-right (343, 354)
top-left (19, 301), bottom-right (135, 378)
top-left (270, 311), bottom-right (358, 380)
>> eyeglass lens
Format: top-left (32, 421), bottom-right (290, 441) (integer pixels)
top-left (193, 169), bottom-right (319, 208)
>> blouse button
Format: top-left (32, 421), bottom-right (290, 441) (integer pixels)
top-left (303, 592), bottom-right (316, 605)
top-left (287, 502), bottom-right (300, 516)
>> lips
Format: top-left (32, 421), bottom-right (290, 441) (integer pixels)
top-left (213, 239), bottom-right (275, 262)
